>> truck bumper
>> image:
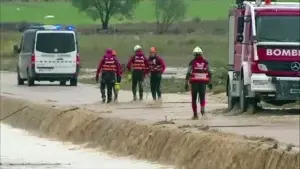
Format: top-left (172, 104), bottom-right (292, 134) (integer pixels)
top-left (33, 73), bottom-right (78, 81)
top-left (250, 74), bottom-right (300, 100)
top-left (30, 65), bottom-right (80, 81)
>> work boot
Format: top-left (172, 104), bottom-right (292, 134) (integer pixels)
top-left (114, 94), bottom-right (118, 102)
top-left (133, 95), bottom-right (137, 101)
top-left (201, 107), bottom-right (205, 116)
top-left (156, 97), bottom-right (162, 104)
top-left (139, 94), bottom-right (143, 101)
top-left (107, 98), bottom-right (112, 104)
top-left (192, 113), bottom-right (199, 120)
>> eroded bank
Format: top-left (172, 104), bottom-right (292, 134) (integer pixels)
top-left (1, 96), bottom-right (299, 169)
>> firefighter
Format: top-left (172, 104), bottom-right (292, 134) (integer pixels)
top-left (185, 46), bottom-right (213, 119)
top-left (126, 45), bottom-right (149, 101)
top-left (96, 48), bottom-right (122, 103)
top-left (112, 50), bottom-right (121, 102)
top-left (148, 47), bottom-right (166, 101)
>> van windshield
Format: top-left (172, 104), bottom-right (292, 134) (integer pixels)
top-left (256, 16), bottom-right (300, 43)
top-left (35, 32), bottom-right (76, 53)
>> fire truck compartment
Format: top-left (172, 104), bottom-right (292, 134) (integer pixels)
top-left (251, 73), bottom-right (300, 100)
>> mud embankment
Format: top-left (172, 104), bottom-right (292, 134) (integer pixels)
top-left (1, 96), bottom-right (299, 169)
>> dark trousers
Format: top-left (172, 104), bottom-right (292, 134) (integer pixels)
top-left (190, 83), bottom-right (206, 114)
top-left (101, 83), bottom-right (118, 100)
top-left (100, 82), bottom-right (114, 102)
top-left (132, 70), bottom-right (144, 100)
top-left (150, 72), bottom-right (162, 100)
top-left (100, 72), bottom-right (116, 103)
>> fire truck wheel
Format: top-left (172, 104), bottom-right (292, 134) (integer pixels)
top-left (246, 98), bottom-right (258, 114)
top-left (239, 78), bottom-right (248, 113)
top-left (227, 82), bottom-right (238, 111)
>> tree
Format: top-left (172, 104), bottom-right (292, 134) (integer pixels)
top-left (154, 0), bottom-right (186, 34)
top-left (72, 0), bottom-right (141, 30)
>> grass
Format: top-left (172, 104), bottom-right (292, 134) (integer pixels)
top-left (1, 0), bottom-right (254, 93)
top-left (1, 31), bottom-right (228, 68)
top-left (0, 30), bottom-right (228, 93)
top-left (80, 76), bottom-right (226, 94)
top-left (0, 0), bottom-right (235, 24)
top-left (1, 0), bottom-right (297, 25)
top-left (79, 74), bottom-right (226, 94)
top-left (1, 1), bottom-right (298, 95)
top-left (79, 76), bottom-right (189, 94)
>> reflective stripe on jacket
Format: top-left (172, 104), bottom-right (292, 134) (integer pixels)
top-left (189, 60), bottom-right (210, 83)
top-left (132, 55), bottom-right (146, 70)
top-left (148, 56), bottom-right (166, 73)
top-left (102, 57), bottom-right (117, 72)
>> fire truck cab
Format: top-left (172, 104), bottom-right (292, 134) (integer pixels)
top-left (227, 0), bottom-right (300, 113)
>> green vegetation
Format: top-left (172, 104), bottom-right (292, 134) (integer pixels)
top-left (1, 0), bottom-right (233, 24)
top-left (0, 30), bottom-right (227, 93)
top-left (80, 77), bottom-right (190, 94)
top-left (0, 31), bottom-right (227, 67)
top-left (1, 0), bottom-right (297, 25)
top-left (3, 0), bottom-right (295, 93)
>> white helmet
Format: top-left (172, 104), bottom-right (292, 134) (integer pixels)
top-left (134, 45), bottom-right (142, 52)
top-left (193, 46), bottom-right (203, 54)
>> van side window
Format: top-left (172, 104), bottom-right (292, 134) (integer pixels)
top-left (23, 33), bottom-right (34, 53)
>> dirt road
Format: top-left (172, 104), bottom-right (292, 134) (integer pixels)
top-left (1, 71), bottom-right (299, 147)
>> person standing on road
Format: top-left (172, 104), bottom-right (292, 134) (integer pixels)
top-left (126, 45), bottom-right (149, 101)
top-left (184, 46), bottom-right (213, 119)
top-left (112, 50), bottom-right (122, 102)
top-left (96, 48), bottom-right (122, 103)
top-left (147, 47), bottom-right (166, 101)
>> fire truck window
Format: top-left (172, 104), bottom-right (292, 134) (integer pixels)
top-left (256, 16), bottom-right (300, 43)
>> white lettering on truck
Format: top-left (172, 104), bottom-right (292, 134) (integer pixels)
top-left (266, 49), bottom-right (300, 56)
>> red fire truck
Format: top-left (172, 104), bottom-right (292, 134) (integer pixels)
top-left (227, 0), bottom-right (300, 113)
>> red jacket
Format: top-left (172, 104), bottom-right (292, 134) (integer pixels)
top-left (96, 54), bottom-right (122, 77)
top-left (126, 51), bottom-right (149, 72)
top-left (112, 55), bottom-right (122, 76)
top-left (148, 56), bottom-right (166, 73)
top-left (187, 57), bottom-right (211, 84)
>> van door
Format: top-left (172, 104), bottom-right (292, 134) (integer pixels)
top-left (19, 32), bottom-right (35, 78)
top-left (18, 36), bottom-right (25, 77)
top-left (34, 31), bottom-right (77, 74)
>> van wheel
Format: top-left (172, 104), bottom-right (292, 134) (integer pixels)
top-left (27, 78), bottom-right (35, 86)
top-left (239, 78), bottom-right (248, 113)
top-left (59, 81), bottom-right (67, 86)
top-left (70, 78), bottom-right (78, 86)
top-left (247, 98), bottom-right (259, 114)
top-left (17, 72), bottom-right (25, 85)
top-left (27, 70), bottom-right (35, 86)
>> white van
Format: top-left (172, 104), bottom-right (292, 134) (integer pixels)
top-left (14, 25), bottom-right (80, 86)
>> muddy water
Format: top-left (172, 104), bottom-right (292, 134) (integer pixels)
top-left (0, 71), bottom-right (299, 147)
top-left (0, 124), bottom-right (173, 169)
